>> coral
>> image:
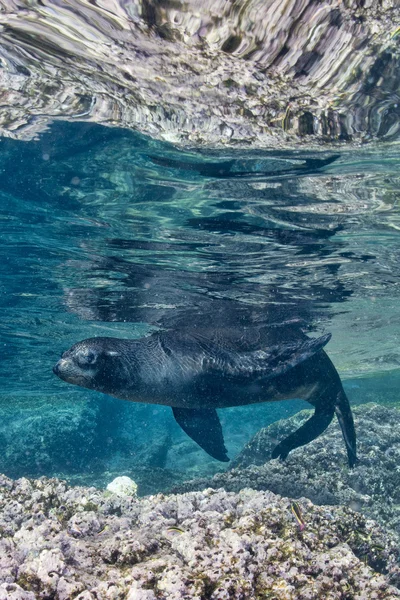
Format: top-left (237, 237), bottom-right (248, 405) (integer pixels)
top-left (106, 476), bottom-right (138, 498)
top-left (0, 474), bottom-right (399, 598)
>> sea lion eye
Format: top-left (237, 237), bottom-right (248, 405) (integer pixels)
top-left (77, 350), bottom-right (96, 367)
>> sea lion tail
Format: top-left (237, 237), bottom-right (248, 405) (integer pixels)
top-left (335, 388), bottom-right (358, 468)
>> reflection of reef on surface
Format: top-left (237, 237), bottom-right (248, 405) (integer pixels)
top-left (0, 476), bottom-right (399, 599)
top-left (0, 1), bottom-right (399, 147)
top-left (174, 404), bottom-right (400, 544)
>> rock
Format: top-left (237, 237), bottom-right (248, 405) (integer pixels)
top-left (0, 583), bottom-right (36, 600)
top-left (106, 476), bottom-right (138, 498)
top-left (126, 582), bottom-right (157, 600)
top-left (0, 396), bottom-right (182, 495)
top-left (0, 474), bottom-right (399, 598)
top-left (75, 593), bottom-right (95, 600)
top-left (173, 404), bottom-right (400, 545)
top-left (0, 399), bottom-right (119, 479)
top-left (57, 577), bottom-right (85, 600)
top-left (17, 548), bottom-right (66, 597)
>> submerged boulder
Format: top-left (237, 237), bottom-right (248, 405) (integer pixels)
top-left (0, 396), bottom-right (180, 493)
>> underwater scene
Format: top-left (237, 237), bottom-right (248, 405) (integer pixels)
top-left (1, 1), bottom-right (400, 599)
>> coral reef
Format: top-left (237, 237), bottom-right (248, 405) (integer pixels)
top-left (0, 474), bottom-right (399, 599)
top-left (174, 404), bottom-right (400, 544)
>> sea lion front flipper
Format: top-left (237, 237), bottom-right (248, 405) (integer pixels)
top-left (271, 404), bottom-right (335, 461)
top-left (172, 407), bottom-right (230, 462)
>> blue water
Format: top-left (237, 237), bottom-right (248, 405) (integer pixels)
top-left (1, 121), bottom-right (400, 491)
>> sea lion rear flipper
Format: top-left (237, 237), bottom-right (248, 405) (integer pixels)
top-left (271, 403), bottom-right (335, 461)
top-left (335, 389), bottom-right (358, 468)
top-left (172, 407), bottom-right (230, 462)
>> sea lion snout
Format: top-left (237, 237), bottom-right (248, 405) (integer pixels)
top-left (53, 357), bottom-right (77, 381)
top-left (53, 357), bottom-right (68, 375)
top-left (53, 353), bottom-right (99, 388)
top-left (52, 360), bottom-right (61, 376)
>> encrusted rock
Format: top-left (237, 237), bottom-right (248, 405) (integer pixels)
top-left (0, 583), bottom-right (36, 600)
top-left (174, 404), bottom-right (400, 549)
top-left (0, 475), bottom-right (399, 598)
top-left (106, 476), bottom-right (138, 498)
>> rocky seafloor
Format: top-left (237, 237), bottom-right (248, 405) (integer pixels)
top-left (0, 475), bottom-right (400, 600)
top-left (1, 403), bottom-right (400, 598)
top-left (174, 404), bottom-right (400, 544)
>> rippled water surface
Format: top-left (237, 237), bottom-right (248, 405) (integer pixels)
top-left (1, 0), bottom-right (399, 145)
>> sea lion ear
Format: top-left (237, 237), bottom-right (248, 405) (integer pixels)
top-left (105, 350), bottom-right (120, 357)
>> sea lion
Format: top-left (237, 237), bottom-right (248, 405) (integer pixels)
top-left (53, 326), bottom-right (358, 467)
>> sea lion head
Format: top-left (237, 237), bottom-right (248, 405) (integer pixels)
top-left (53, 337), bottom-right (134, 395)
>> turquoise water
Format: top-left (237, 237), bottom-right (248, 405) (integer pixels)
top-left (1, 121), bottom-right (400, 490)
